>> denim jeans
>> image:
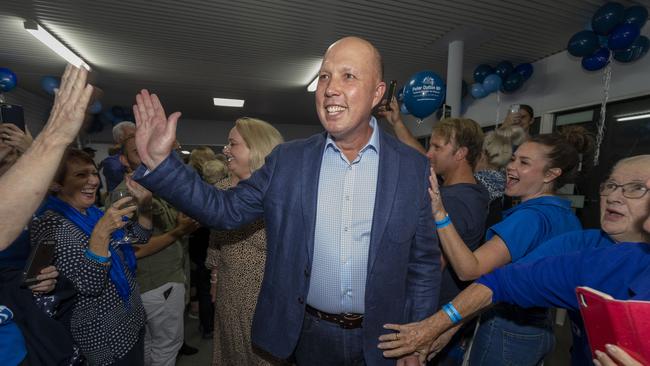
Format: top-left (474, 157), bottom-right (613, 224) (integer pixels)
top-left (468, 306), bottom-right (554, 366)
top-left (294, 311), bottom-right (365, 366)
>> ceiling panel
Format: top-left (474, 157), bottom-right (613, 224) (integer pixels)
top-left (1, 0), bottom-right (648, 125)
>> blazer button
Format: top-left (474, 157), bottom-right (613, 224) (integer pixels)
top-left (304, 267), bottom-right (310, 277)
top-left (297, 296), bottom-right (304, 304)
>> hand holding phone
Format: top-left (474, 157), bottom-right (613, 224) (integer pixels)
top-left (0, 104), bottom-right (25, 131)
top-left (384, 80), bottom-right (397, 111)
top-left (22, 239), bottom-right (56, 287)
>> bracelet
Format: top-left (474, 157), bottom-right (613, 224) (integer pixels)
top-left (85, 249), bottom-right (111, 264)
top-left (435, 214), bottom-right (451, 229)
top-left (442, 302), bottom-right (462, 324)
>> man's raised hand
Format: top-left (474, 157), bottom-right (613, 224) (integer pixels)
top-left (133, 89), bottom-right (181, 170)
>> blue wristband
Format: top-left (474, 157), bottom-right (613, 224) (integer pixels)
top-left (435, 214), bottom-right (451, 229)
top-left (442, 302), bottom-right (462, 324)
top-left (85, 249), bottom-right (110, 264)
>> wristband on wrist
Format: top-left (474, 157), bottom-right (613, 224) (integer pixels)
top-left (85, 248), bottom-right (111, 264)
top-left (435, 214), bottom-right (451, 229)
top-left (442, 302), bottom-right (462, 324)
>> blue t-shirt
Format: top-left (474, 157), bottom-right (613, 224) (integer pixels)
top-left (478, 242), bottom-right (650, 366)
top-left (0, 306), bottom-right (27, 366)
top-left (520, 229), bottom-right (615, 264)
top-left (486, 196), bottom-right (582, 262)
top-left (100, 154), bottom-right (125, 192)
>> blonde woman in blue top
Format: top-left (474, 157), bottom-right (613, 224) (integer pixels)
top-left (427, 132), bottom-right (587, 365)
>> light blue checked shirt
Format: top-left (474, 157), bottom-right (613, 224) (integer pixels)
top-left (306, 117), bottom-right (380, 314)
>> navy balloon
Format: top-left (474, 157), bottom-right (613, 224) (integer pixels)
top-left (514, 63), bottom-right (534, 81)
top-left (89, 100), bottom-right (102, 114)
top-left (400, 103), bottom-right (410, 115)
top-left (598, 35), bottom-right (609, 48)
top-left (41, 76), bottom-right (60, 95)
top-left (623, 5), bottom-right (648, 29)
top-left (482, 74), bottom-right (502, 93)
top-left (473, 64), bottom-right (493, 83)
top-left (613, 35), bottom-right (649, 62)
top-left (494, 61), bottom-right (514, 80)
top-left (567, 31), bottom-right (599, 57)
top-left (581, 47), bottom-right (611, 71)
top-left (470, 83), bottom-right (487, 99)
top-left (403, 71), bottom-right (446, 119)
top-left (0, 68), bottom-right (17, 92)
top-left (608, 23), bottom-right (641, 50)
top-left (502, 73), bottom-right (524, 93)
top-left (592, 2), bottom-right (625, 35)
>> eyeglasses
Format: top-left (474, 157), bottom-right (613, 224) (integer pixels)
top-left (599, 181), bottom-right (649, 199)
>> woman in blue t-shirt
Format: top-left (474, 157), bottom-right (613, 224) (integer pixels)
top-left (428, 132), bottom-right (588, 365)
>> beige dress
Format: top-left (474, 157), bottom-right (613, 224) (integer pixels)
top-left (206, 177), bottom-right (270, 366)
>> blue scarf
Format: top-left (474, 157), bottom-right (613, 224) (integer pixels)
top-left (44, 195), bottom-right (136, 303)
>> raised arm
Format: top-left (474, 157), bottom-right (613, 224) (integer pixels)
top-left (428, 169), bottom-right (511, 280)
top-left (0, 65), bottom-right (93, 250)
top-left (133, 89), bottom-right (181, 170)
top-left (377, 97), bottom-right (426, 155)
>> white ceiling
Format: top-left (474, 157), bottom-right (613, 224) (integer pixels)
top-left (1, 0), bottom-right (649, 125)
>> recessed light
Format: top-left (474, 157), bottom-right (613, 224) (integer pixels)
top-left (24, 21), bottom-right (90, 70)
top-left (213, 98), bottom-right (245, 107)
top-left (307, 76), bottom-right (318, 92)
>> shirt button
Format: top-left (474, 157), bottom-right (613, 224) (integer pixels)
top-left (344, 227), bottom-right (349, 232)
top-left (345, 196), bottom-right (350, 201)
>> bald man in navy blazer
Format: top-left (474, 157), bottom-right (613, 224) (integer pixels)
top-left (133, 37), bottom-right (440, 366)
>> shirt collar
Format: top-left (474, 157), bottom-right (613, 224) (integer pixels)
top-left (325, 116), bottom-right (380, 155)
top-left (503, 195), bottom-right (572, 217)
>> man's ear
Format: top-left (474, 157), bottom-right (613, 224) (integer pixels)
top-left (455, 146), bottom-right (469, 162)
top-left (544, 167), bottom-right (562, 184)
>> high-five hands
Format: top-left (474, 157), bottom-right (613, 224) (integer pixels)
top-left (133, 90), bottom-right (182, 170)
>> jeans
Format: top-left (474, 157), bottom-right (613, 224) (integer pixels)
top-left (468, 306), bottom-right (554, 366)
top-left (294, 311), bottom-right (365, 366)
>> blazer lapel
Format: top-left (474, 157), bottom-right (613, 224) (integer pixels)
top-left (301, 133), bottom-right (327, 263)
top-left (367, 131), bottom-right (399, 276)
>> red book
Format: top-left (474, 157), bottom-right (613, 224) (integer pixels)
top-left (576, 286), bottom-right (650, 364)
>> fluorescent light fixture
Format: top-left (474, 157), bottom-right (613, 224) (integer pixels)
top-left (24, 21), bottom-right (90, 70)
top-left (616, 113), bottom-right (650, 122)
top-left (181, 150), bottom-right (191, 155)
top-left (213, 98), bottom-right (245, 107)
top-left (307, 75), bottom-right (319, 92)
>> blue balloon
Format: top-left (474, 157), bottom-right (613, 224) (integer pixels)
top-left (502, 73), bottom-right (524, 93)
top-left (403, 71), bottom-right (446, 119)
top-left (613, 35), bottom-right (649, 62)
top-left (623, 5), bottom-right (648, 29)
top-left (89, 100), bottom-right (102, 114)
top-left (592, 2), bottom-right (625, 35)
top-left (494, 61), bottom-right (514, 80)
top-left (470, 83), bottom-right (487, 99)
top-left (514, 63), bottom-right (534, 81)
top-left (581, 47), bottom-right (611, 71)
top-left (567, 30), bottom-right (599, 57)
top-left (40, 76), bottom-right (60, 95)
top-left (608, 23), bottom-right (641, 50)
top-left (482, 74), bottom-right (502, 93)
top-left (400, 103), bottom-right (410, 115)
top-left (0, 68), bottom-right (17, 92)
top-left (473, 64), bottom-right (493, 83)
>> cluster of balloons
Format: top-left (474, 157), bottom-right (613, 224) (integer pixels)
top-left (470, 61), bottom-right (534, 99)
top-left (398, 70), bottom-right (446, 119)
top-left (567, 3), bottom-right (648, 71)
top-left (0, 67), bottom-right (18, 93)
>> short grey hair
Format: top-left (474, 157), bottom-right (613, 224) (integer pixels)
top-left (112, 121), bottom-right (136, 143)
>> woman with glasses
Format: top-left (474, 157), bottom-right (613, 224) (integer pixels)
top-left (378, 154), bottom-right (649, 366)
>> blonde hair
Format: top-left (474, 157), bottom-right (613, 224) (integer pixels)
top-left (431, 118), bottom-right (484, 168)
top-left (202, 159), bottom-right (229, 185)
top-left (189, 146), bottom-right (216, 176)
top-left (235, 117), bottom-right (284, 172)
top-left (482, 131), bottom-right (513, 169)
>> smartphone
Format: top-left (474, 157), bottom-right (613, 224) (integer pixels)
top-left (21, 239), bottom-right (56, 287)
top-left (442, 104), bottom-right (452, 119)
top-left (510, 104), bottom-right (520, 114)
top-left (384, 80), bottom-right (397, 111)
top-left (0, 104), bottom-right (25, 131)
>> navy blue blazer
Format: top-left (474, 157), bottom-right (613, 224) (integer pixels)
top-left (135, 129), bottom-right (441, 365)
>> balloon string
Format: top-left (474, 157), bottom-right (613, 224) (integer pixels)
top-left (495, 91), bottom-right (501, 127)
top-left (593, 53), bottom-right (612, 166)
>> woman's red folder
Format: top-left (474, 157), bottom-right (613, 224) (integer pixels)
top-left (576, 286), bottom-right (650, 364)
